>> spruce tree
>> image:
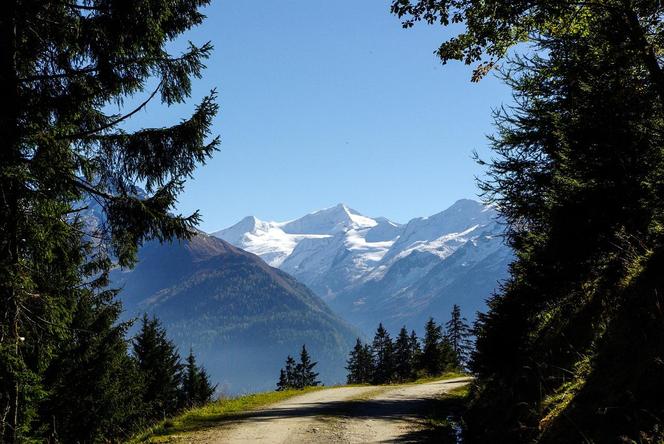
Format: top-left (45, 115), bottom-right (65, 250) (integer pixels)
top-left (42, 290), bottom-right (144, 442)
top-left (408, 329), bottom-right (422, 372)
top-left (371, 323), bottom-right (395, 384)
top-left (444, 304), bottom-right (472, 368)
top-left (394, 326), bottom-right (415, 382)
top-left (392, 2), bottom-right (664, 440)
top-left (0, 0), bottom-right (216, 440)
top-left (295, 345), bottom-right (320, 389)
top-left (276, 369), bottom-right (289, 391)
top-left (421, 318), bottom-right (444, 376)
top-left (346, 338), bottom-right (374, 384)
top-left (181, 349), bottom-right (216, 408)
top-left (284, 355), bottom-right (297, 389)
top-left (277, 355), bottom-right (298, 390)
top-left (133, 315), bottom-right (183, 420)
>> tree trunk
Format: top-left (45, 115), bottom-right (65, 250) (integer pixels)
top-left (0, 0), bottom-right (21, 442)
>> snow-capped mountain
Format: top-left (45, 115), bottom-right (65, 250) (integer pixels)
top-left (212, 199), bottom-right (512, 332)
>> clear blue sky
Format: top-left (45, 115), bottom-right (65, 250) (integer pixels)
top-left (130, 0), bottom-right (511, 231)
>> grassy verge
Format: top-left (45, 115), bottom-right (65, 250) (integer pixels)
top-left (128, 386), bottom-right (324, 443)
top-left (419, 384), bottom-right (470, 443)
top-left (413, 371), bottom-right (469, 384)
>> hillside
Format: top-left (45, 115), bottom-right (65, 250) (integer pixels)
top-left (112, 233), bottom-right (358, 393)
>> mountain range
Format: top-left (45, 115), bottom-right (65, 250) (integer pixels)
top-left (213, 199), bottom-right (512, 332)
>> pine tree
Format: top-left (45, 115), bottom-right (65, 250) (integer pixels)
top-left (181, 349), bottom-right (216, 408)
top-left (42, 290), bottom-right (144, 442)
top-left (277, 355), bottom-right (298, 390)
top-left (394, 327), bottom-right (415, 382)
top-left (276, 369), bottom-right (289, 391)
top-left (0, 0), bottom-right (216, 440)
top-left (295, 345), bottom-right (320, 389)
top-left (371, 323), bottom-right (395, 384)
top-left (409, 329), bottom-right (422, 372)
top-left (444, 304), bottom-right (472, 368)
top-left (421, 318), bottom-right (444, 376)
top-left (346, 338), bottom-right (374, 384)
top-left (133, 315), bottom-right (183, 420)
top-left (284, 355), bottom-right (298, 389)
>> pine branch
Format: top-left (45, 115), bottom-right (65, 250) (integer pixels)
top-left (59, 80), bottom-right (163, 140)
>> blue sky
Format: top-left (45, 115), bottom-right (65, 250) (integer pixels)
top-left (130, 0), bottom-right (511, 231)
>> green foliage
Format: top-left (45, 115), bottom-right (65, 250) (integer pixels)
top-left (276, 345), bottom-right (321, 390)
top-left (345, 338), bottom-right (374, 384)
top-left (371, 323), bottom-right (395, 384)
top-left (394, 327), bottom-right (417, 381)
top-left (181, 349), bottom-right (217, 408)
top-left (346, 319), bottom-right (465, 385)
top-left (444, 304), bottom-right (472, 368)
top-left (392, 1), bottom-right (664, 441)
top-left (133, 315), bottom-right (183, 420)
top-left (0, 0), bottom-right (217, 440)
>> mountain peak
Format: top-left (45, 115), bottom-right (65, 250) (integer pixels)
top-left (281, 203), bottom-right (375, 234)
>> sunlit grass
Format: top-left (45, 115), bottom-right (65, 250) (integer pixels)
top-left (413, 371), bottom-right (470, 384)
top-left (129, 387), bottom-right (324, 443)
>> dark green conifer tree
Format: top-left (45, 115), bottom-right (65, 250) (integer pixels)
top-left (371, 323), bottom-right (395, 384)
top-left (133, 315), bottom-right (183, 420)
top-left (181, 349), bottom-right (216, 408)
top-left (394, 326), bottom-right (415, 382)
top-left (408, 329), bottom-right (421, 371)
top-left (444, 304), bottom-right (472, 368)
top-left (295, 345), bottom-right (320, 389)
top-left (42, 289), bottom-right (144, 442)
top-left (284, 355), bottom-right (297, 389)
top-left (276, 369), bottom-right (289, 391)
top-left (391, 1), bottom-right (664, 440)
top-left (0, 0), bottom-right (217, 441)
top-left (346, 338), bottom-right (374, 384)
top-left (421, 318), bottom-right (444, 376)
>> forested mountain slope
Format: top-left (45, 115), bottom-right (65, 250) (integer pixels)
top-left (112, 233), bottom-right (358, 392)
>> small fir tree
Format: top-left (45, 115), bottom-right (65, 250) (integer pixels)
top-left (394, 327), bottom-right (415, 382)
top-left (346, 338), bottom-right (374, 384)
top-left (409, 329), bottom-right (422, 371)
top-left (371, 323), bottom-right (395, 384)
top-left (444, 304), bottom-right (473, 368)
top-left (132, 315), bottom-right (183, 420)
top-left (276, 369), bottom-right (289, 391)
top-left (295, 345), bottom-right (320, 388)
top-left (181, 349), bottom-right (216, 408)
top-left (421, 318), bottom-right (444, 376)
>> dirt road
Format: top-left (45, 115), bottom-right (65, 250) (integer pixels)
top-left (185, 377), bottom-right (471, 443)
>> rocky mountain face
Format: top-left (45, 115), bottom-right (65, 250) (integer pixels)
top-left (111, 233), bottom-right (358, 393)
top-left (213, 199), bottom-right (513, 333)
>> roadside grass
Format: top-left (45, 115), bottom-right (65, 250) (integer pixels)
top-left (418, 384), bottom-right (470, 443)
top-left (413, 371), bottom-right (470, 384)
top-left (128, 386), bottom-right (324, 443)
top-left (129, 373), bottom-right (472, 443)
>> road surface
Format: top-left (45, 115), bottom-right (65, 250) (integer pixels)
top-left (182, 377), bottom-right (471, 443)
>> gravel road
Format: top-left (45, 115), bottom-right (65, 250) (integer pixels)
top-left (183, 377), bottom-right (471, 443)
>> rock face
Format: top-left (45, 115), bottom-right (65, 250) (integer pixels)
top-left (214, 199), bottom-right (513, 333)
top-left (112, 233), bottom-right (358, 393)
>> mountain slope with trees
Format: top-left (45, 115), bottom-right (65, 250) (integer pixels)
top-left (113, 233), bottom-right (359, 392)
